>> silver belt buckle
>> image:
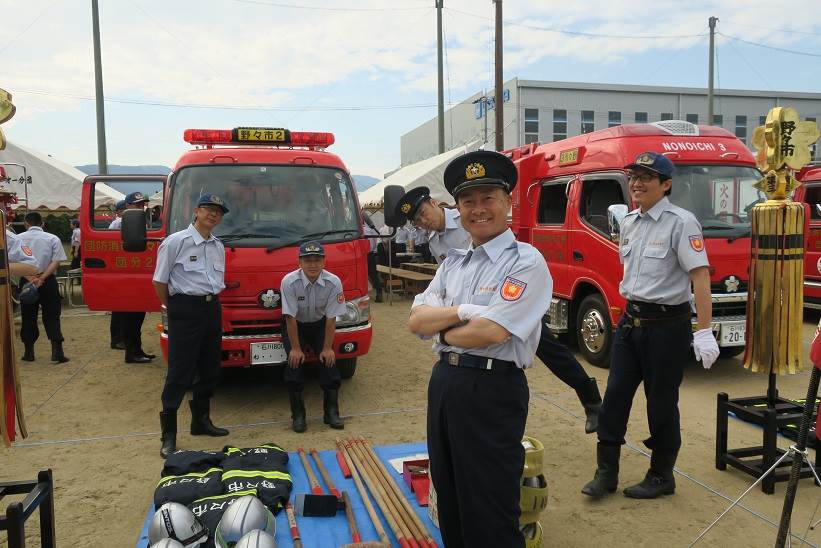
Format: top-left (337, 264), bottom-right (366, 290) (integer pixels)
top-left (205, 294), bottom-right (213, 302)
top-left (448, 353), bottom-right (459, 366)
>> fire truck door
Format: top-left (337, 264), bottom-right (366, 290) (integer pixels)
top-left (569, 173), bottom-right (628, 298)
top-left (804, 184), bottom-right (821, 286)
top-left (531, 177), bottom-right (573, 294)
top-left (80, 175), bottom-right (167, 312)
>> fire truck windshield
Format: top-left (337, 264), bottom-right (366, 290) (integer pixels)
top-left (667, 164), bottom-right (761, 238)
top-left (167, 164), bottom-right (360, 246)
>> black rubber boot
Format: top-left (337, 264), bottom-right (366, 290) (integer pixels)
top-left (581, 443), bottom-right (620, 497)
top-left (189, 399), bottom-right (229, 437)
top-left (323, 389), bottom-right (344, 430)
top-left (159, 411), bottom-right (177, 459)
top-left (575, 377), bottom-right (602, 434)
top-left (50, 341), bottom-right (69, 363)
top-left (21, 342), bottom-right (35, 362)
top-left (623, 450), bottom-right (678, 499)
top-left (375, 287), bottom-right (384, 303)
top-left (289, 389), bottom-right (307, 433)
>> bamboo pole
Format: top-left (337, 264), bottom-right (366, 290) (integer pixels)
top-left (336, 439), bottom-right (391, 547)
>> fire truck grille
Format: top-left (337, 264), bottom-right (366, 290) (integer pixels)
top-left (227, 319), bottom-right (282, 336)
top-left (712, 301), bottom-right (747, 317)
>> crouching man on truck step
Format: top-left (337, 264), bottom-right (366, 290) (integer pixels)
top-left (152, 194), bottom-right (231, 459)
top-left (280, 241), bottom-right (348, 433)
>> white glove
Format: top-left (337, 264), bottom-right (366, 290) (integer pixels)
top-left (457, 304), bottom-right (488, 321)
top-left (693, 328), bottom-right (720, 370)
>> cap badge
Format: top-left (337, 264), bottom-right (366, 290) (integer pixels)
top-left (211, 195), bottom-right (223, 204)
top-left (465, 162), bottom-right (486, 180)
top-left (305, 243), bottom-right (320, 252)
top-left (637, 153), bottom-right (654, 166)
top-left (401, 203), bottom-right (412, 214)
top-left (134, 192), bottom-right (144, 200)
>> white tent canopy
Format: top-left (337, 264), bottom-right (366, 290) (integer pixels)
top-left (0, 141), bottom-right (124, 210)
top-left (358, 141), bottom-right (480, 207)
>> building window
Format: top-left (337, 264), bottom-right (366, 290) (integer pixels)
top-left (524, 108), bottom-right (539, 144)
top-left (809, 118), bottom-right (818, 159)
top-left (686, 114), bottom-right (699, 124)
top-left (581, 110), bottom-right (595, 134)
top-left (553, 109), bottom-right (567, 142)
top-left (660, 113), bottom-right (673, 121)
top-left (712, 114), bottom-right (723, 127)
top-left (608, 111), bottom-right (621, 127)
top-left (735, 115), bottom-right (747, 144)
top-left (759, 115), bottom-right (767, 127)
top-left (635, 112), bottom-right (648, 124)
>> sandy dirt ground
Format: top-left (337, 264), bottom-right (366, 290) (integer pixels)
top-left (3, 293), bottom-right (821, 547)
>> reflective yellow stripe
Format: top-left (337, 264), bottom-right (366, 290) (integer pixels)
top-left (220, 470), bottom-right (292, 482)
top-left (191, 488), bottom-right (257, 503)
top-left (157, 467), bottom-right (223, 487)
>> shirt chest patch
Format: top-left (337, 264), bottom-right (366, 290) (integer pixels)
top-left (476, 284), bottom-right (498, 294)
top-left (22, 246), bottom-right (33, 256)
top-left (189, 255), bottom-right (198, 262)
top-left (297, 296), bottom-right (306, 301)
top-left (500, 276), bottom-right (527, 301)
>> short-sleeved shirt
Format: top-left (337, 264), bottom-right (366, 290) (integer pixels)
top-left (280, 269), bottom-right (346, 323)
top-left (108, 217), bottom-right (122, 230)
top-left (363, 225), bottom-right (379, 253)
top-left (395, 225), bottom-right (411, 244)
top-left (6, 229), bottom-right (38, 267)
top-left (619, 197), bottom-right (709, 305)
top-left (413, 226), bottom-right (428, 246)
top-left (18, 226), bottom-right (66, 273)
top-left (153, 224), bottom-right (226, 296)
top-left (71, 227), bottom-right (81, 247)
top-left (428, 208), bottom-right (472, 264)
top-left (412, 228), bottom-right (552, 369)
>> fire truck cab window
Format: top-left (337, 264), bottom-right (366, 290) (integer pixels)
top-left (580, 178), bottom-right (626, 235)
top-left (805, 185), bottom-right (821, 220)
top-left (537, 183), bottom-right (569, 224)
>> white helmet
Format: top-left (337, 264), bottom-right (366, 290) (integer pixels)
top-left (150, 540), bottom-right (185, 548)
top-left (148, 502), bottom-right (208, 547)
top-left (235, 529), bottom-right (277, 548)
top-left (215, 495), bottom-right (275, 547)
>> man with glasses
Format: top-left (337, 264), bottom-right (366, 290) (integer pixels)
top-left (582, 151), bottom-right (719, 499)
top-left (152, 194), bottom-right (231, 458)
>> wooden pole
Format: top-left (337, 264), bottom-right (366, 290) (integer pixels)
top-left (336, 439), bottom-right (391, 546)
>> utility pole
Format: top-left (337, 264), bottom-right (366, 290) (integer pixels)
top-left (707, 16), bottom-right (718, 126)
top-left (91, 0), bottom-right (108, 175)
top-left (436, 0), bottom-right (445, 154)
top-left (493, 0), bottom-right (503, 151)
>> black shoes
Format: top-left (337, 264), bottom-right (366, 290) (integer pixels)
top-left (323, 389), bottom-right (345, 430)
top-left (21, 343), bottom-right (35, 362)
top-left (623, 450), bottom-right (678, 499)
top-left (575, 377), bottom-right (602, 434)
top-left (50, 341), bottom-right (69, 363)
top-left (110, 341), bottom-right (125, 350)
top-left (582, 443), bottom-right (620, 497)
top-left (288, 390), bottom-right (307, 433)
top-left (189, 399), bottom-right (229, 437)
top-left (159, 411), bottom-right (177, 459)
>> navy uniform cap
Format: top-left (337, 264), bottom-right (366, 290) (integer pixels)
top-left (197, 193), bottom-right (229, 213)
top-left (299, 240), bottom-right (325, 257)
top-left (125, 191), bottom-right (148, 205)
top-left (395, 186), bottom-right (431, 221)
top-left (443, 150), bottom-right (517, 198)
top-left (114, 199), bottom-right (126, 212)
top-left (19, 282), bottom-right (39, 305)
top-left (625, 151), bottom-right (676, 179)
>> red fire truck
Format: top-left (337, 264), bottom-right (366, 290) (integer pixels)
top-left (507, 120), bottom-right (759, 367)
top-left (79, 128), bottom-right (376, 378)
top-left (796, 163), bottom-right (821, 310)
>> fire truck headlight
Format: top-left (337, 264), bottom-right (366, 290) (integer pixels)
top-left (161, 304), bottom-right (168, 332)
top-left (337, 296), bottom-right (370, 327)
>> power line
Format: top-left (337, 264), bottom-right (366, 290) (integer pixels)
top-left (719, 32), bottom-right (821, 58)
top-left (725, 38), bottom-right (773, 91)
top-left (721, 20), bottom-right (821, 38)
top-left (228, 0), bottom-right (429, 12)
top-left (0, 0), bottom-right (63, 56)
top-left (444, 7), bottom-right (706, 40)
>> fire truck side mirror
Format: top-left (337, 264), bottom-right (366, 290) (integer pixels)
top-left (383, 185), bottom-right (405, 228)
top-left (121, 209), bottom-right (148, 252)
top-left (607, 204), bottom-right (628, 243)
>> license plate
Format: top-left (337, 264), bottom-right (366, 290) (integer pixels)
top-left (719, 321), bottom-right (746, 347)
top-left (250, 342), bottom-right (287, 365)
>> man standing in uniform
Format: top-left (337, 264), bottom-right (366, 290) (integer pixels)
top-left (397, 184), bottom-right (602, 433)
top-left (109, 199), bottom-right (126, 350)
top-left (118, 192), bottom-right (155, 364)
top-left (582, 152), bottom-right (719, 499)
top-left (18, 212), bottom-right (68, 363)
top-left (69, 219), bottom-right (81, 270)
top-left (408, 151), bottom-right (551, 547)
top-left (361, 210), bottom-right (383, 303)
top-left (153, 194), bottom-right (230, 458)
top-left (280, 241), bottom-right (347, 432)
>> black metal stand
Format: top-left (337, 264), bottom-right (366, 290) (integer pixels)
top-left (716, 389), bottom-right (820, 494)
top-left (0, 470), bottom-right (56, 548)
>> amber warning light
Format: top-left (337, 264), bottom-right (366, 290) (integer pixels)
top-left (183, 127), bottom-right (334, 148)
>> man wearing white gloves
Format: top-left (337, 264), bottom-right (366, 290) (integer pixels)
top-left (583, 151), bottom-right (719, 500)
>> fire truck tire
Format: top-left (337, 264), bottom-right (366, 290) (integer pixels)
top-left (718, 346), bottom-right (745, 359)
top-left (575, 294), bottom-right (612, 369)
top-left (337, 358), bottom-right (357, 379)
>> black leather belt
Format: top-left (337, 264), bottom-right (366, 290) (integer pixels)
top-left (171, 293), bottom-right (218, 303)
top-left (626, 300), bottom-right (690, 317)
top-left (439, 352), bottom-right (518, 372)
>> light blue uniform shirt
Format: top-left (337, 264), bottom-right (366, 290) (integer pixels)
top-left (412, 229), bottom-right (552, 369)
top-left (619, 197), bottom-right (710, 305)
top-left (6, 229), bottom-right (38, 267)
top-left (108, 217), bottom-right (121, 229)
top-left (153, 224), bottom-right (226, 296)
top-left (281, 269), bottom-right (347, 323)
top-left (18, 226), bottom-right (66, 273)
top-left (428, 208), bottom-right (472, 264)
top-left (363, 225), bottom-right (379, 253)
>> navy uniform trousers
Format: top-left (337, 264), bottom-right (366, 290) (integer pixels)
top-left (536, 321), bottom-right (589, 390)
top-left (427, 357), bottom-right (528, 548)
top-left (120, 311), bottom-right (146, 352)
top-left (282, 317), bottom-right (341, 391)
top-left (161, 294), bottom-right (221, 411)
top-left (19, 276), bottom-right (63, 344)
top-left (597, 304), bottom-right (691, 451)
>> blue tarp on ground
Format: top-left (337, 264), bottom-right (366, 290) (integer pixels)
top-left (137, 442), bottom-right (442, 547)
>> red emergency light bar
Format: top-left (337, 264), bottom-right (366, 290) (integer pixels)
top-left (183, 127), bottom-right (334, 148)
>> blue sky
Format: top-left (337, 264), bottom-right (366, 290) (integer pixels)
top-left (1, 0), bottom-right (820, 179)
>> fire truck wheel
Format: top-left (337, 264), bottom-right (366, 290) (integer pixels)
top-left (718, 346), bottom-right (745, 359)
top-left (576, 294), bottom-right (612, 369)
top-left (337, 358), bottom-right (357, 379)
